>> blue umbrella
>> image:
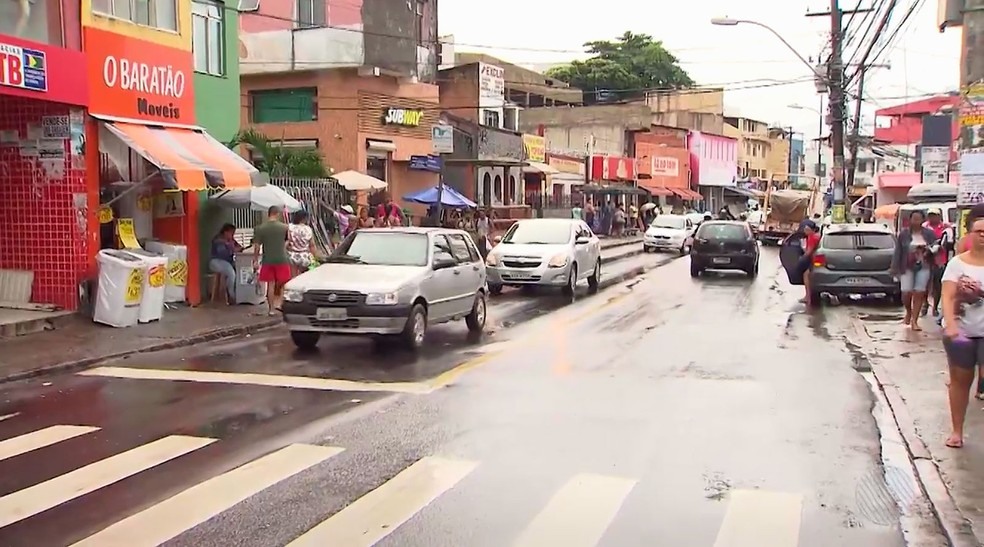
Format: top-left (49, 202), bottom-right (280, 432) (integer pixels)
top-left (403, 185), bottom-right (477, 208)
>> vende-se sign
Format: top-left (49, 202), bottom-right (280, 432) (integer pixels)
top-left (85, 28), bottom-right (195, 125)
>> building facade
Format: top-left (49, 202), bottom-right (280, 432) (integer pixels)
top-left (239, 0), bottom-right (439, 83)
top-left (644, 88), bottom-right (725, 135)
top-left (765, 127), bottom-right (792, 182)
top-left (519, 103), bottom-right (655, 157)
top-left (0, 1), bottom-right (89, 310)
top-left (688, 131), bottom-right (738, 212)
top-left (723, 116), bottom-right (770, 180)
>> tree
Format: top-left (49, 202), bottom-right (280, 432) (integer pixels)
top-left (229, 128), bottom-right (331, 178)
top-left (546, 32), bottom-right (695, 101)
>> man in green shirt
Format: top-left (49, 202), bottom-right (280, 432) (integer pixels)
top-left (253, 206), bottom-right (291, 315)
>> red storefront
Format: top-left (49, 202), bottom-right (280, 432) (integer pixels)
top-left (0, 34), bottom-right (89, 310)
top-left (588, 155), bottom-right (637, 183)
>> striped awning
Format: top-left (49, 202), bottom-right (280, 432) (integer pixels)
top-left (103, 122), bottom-right (260, 191)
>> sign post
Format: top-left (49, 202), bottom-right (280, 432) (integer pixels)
top-left (432, 125), bottom-right (455, 223)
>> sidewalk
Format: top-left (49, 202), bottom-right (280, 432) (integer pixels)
top-left (0, 306), bottom-right (280, 383)
top-left (853, 311), bottom-right (983, 545)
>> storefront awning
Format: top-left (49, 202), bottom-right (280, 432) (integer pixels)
top-left (669, 188), bottom-right (703, 200)
top-left (103, 121), bottom-right (260, 191)
top-left (639, 184), bottom-right (673, 196)
top-left (523, 162), bottom-right (560, 175)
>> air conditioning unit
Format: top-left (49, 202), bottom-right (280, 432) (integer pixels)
top-left (238, 0), bottom-right (260, 11)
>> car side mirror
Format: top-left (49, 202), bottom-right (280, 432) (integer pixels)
top-left (493, 235), bottom-right (502, 243)
top-left (432, 255), bottom-right (456, 270)
top-left (575, 236), bottom-right (590, 245)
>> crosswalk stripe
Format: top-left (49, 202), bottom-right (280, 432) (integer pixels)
top-left (512, 473), bottom-right (637, 547)
top-left (713, 490), bottom-right (803, 547)
top-left (0, 425), bottom-right (99, 462)
top-left (0, 435), bottom-right (214, 528)
top-left (79, 366), bottom-right (435, 394)
top-left (287, 456), bottom-right (478, 546)
top-left (71, 443), bottom-right (343, 546)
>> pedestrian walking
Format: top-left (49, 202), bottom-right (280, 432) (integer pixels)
top-left (941, 214), bottom-right (984, 448)
top-left (287, 210), bottom-right (318, 277)
top-left (476, 209), bottom-right (492, 258)
top-left (893, 210), bottom-right (937, 331)
top-left (923, 208), bottom-right (950, 317)
top-left (253, 206), bottom-right (291, 316)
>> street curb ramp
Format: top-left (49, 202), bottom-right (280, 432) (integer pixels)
top-left (0, 318), bottom-right (282, 385)
top-left (848, 317), bottom-right (981, 547)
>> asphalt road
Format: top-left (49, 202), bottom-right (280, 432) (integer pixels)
top-left (0, 249), bottom-right (951, 547)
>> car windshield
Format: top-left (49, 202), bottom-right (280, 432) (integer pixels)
top-left (651, 216), bottom-right (686, 230)
top-left (697, 223), bottom-right (748, 240)
top-left (501, 221), bottom-right (572, 244)
top-left (822, 232), bottom-right (895, 250)
top-left (329, 231), bottom-right (428, 266)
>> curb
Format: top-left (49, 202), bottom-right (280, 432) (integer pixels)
top-left (0, 318), bottom-right (282, 386)
top-left (597, 255), bottom-right (677, 290)
top-left (848, 318), bottom-right (980, 546)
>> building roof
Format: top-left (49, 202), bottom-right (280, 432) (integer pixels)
top-left (874, 94), bottom-right (959, 117)
top-left (447, 53), bottom-right (583, 104)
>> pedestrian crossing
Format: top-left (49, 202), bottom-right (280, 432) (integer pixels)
top-left (0, 422), bottom-right (842, 546)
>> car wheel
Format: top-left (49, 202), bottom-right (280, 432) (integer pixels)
top-left (488, 283), bottom-right (503, 295)
top-left (465, 292), bottom-right (486, 333)
top-left (290, 331), bottom-right (320, 351)
top-left (690, 263), bottom-right (702, 278)
top-left (747, 262), bottom-right (759, 278)
top-left (679, 243), bottom-right (688, 256)
top-left (587, 261), bottom-right (601, 293)
top-left (402, 304), bottom-right (427, 350)
top-left (562, 265), bottom-right (578, 297)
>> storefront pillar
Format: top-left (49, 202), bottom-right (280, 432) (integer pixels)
top-left (85, 116), bottom-right (101, 277)
top-left (182, 193), bottom-right (202, 306)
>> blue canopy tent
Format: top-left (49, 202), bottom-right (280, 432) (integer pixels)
top-left (403, 185), bottom-right (477, 208)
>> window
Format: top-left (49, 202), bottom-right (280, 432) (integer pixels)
top-left (482, 109), bottom-right (500, 128)
top-left (696, 223), bottom-right (749, 240)
top-left (821, 232), bottom-right (895, 250)
top-left (366, 157), bottom-right (387, 182)
top-left (93, 0), bottom-right (177, 31)
top-left (415, 0), bottom-right (425, 46)
top-left (431, 235), bottom-right (454, 263)
top-left (333, 232), bottom-right (429, 266)
top-left (447, 235), bottom-right (474, 263)
top-left (192, 1), bottom-right (223, 76)
top-left (296, 0), bottom-right (325, 28)
top-left (501, 220), bottom-right (574, 245)
top-left (249, 88), bottom-right (317, 123)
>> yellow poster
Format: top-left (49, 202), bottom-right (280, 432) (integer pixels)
top-left (125, 268), bottom-right (144, 305)
top-left (117, 218), bottom-right (141, 249)
top-left (167, 259), bottom-right (188, 287)
top-left (98, 205), bottom-right (114, 224)
top-left (148, 265), bottom-right (165, 288)
top-left (137, 195), bottom-right (152, 212)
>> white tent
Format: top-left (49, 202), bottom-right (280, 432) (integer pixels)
top-left (332, 170), bottom-right (388, 191)
top-left (211, 185), bottom-right (302, 212)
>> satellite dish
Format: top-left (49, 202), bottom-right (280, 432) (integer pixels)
top-left (238, 0), bottom-right (260, 11)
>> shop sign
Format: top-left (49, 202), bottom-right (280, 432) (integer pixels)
top-left (958, 83), bottom-right (984, 206)
top-left (522, 134), bottom-right (546, 163)
top-left (85, 28), bottom-right (195, 125)
top-left (409, 155), bottom-right (442, 172)
top-left (548, 157), bottom-right (584, 175)
top-left (589, 155), bottom-right (636, 181)
top-left (479, 63), bottom-right (504, 100)
top-left (383, 107), bottom-right (423, 127)
top-left (432, 124), bottom-right (453, 153)
top-left (0, 42), bottom-right (46, 92)
top-left (651, 156), bottom-right (679, 177)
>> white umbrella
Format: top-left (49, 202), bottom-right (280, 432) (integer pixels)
top-left (333, 170), bottom-right (388, 191)
top-left (641, 202), bottom-right (658, 212)
top-left (212, 185), bottom-right (302, 212)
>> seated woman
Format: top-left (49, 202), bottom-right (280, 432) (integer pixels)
top-left (209, 223), bottom-right (243, 304)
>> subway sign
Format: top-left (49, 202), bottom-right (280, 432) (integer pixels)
top-left (383, 107), bottom-right (423, 127)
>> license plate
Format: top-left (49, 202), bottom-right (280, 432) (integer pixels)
top-left (843, 277), bottom-right (869, 285)
top-left (713, 257), bottom-right (730, 264)
top-left (507, 270), bottom-right (533, 278)
top-left (316, 308), bottom-right (347, 321)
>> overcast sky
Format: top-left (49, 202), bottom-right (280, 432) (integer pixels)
top-left (438, 0), bottom-right (961, 143)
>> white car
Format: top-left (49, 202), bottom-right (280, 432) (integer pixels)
top-left (485, 218), bottom-right (602, 296)
top-left (643, 214), bottom-right (695, 254)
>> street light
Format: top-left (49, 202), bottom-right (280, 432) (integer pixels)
top-left (711, 17), bottom-right (824, 82)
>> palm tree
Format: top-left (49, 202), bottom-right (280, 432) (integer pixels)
top-left (229, 128), bottom-right (331, 178)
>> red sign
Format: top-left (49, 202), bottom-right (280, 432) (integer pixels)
top-left (0, 35), bottom-right (87, 106)
top-left (589, 155), bottom-right (636, 181)
top-left (84, 28), bottom-right (195, 125)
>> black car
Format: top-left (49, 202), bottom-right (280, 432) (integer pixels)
top-left (690, 221), bottom-right (760, 278)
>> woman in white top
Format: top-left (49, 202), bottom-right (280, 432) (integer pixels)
top-left (941, 215), bottom-right (984, 448)
top-left (286, 210), bottom-right (318, 277)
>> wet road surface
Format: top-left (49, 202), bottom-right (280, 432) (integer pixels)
top-left (0, 249), bottom-right (949, 546)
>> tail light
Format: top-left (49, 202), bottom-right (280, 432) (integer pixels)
top-left (813, 254), bottom-right (826, 268)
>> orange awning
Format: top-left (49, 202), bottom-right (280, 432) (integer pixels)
top-left (668, 188), bottom-right (703, 200)
top-left (103, 121), bottom-right (260, 191)
top-left (643, 185), bottom-right (673, 196)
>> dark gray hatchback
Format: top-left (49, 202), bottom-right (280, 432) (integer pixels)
top-left (808, 224), bottom-right (900, 302)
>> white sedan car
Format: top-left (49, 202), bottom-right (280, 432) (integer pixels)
top-left (486, 218), bottom-right (602, 296)
top-left (643, 214), bottom-right (696, 254)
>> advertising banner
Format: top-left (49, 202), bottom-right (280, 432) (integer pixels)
top-left (958, 83), bottom-right (984, 206)
top-left (0, 36), bottom-right (87, 106)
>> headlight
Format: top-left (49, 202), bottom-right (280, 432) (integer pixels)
top-left (486, 254), bottom-right (500, 266)
top-left (547, 253), bottom-right (569, 268)
top-left (366, 291), bottom-right (399, 305)
top-left (282, 289), bottom-right (304, 302)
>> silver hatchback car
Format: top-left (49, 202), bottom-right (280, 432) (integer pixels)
top-left (281, 227), bottom-right (488, 350)
top-left (807, 223), bottom-right (901, 303)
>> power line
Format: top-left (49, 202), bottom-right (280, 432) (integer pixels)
top-left (868, 0), bottom-right (926, 68)
top-left (844, 0), bottom-right (887, 68)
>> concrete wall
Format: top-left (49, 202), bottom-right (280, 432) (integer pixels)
top-left (520, 104), bottom-right (653, 156)
top-left (646, 88), bottom-right (724, 134)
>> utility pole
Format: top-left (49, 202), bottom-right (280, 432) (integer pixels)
top-left (807, 2), bottom-right (872, 222)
